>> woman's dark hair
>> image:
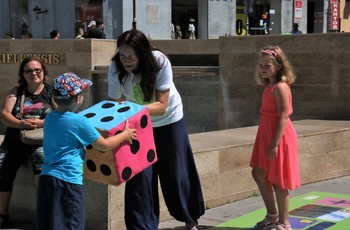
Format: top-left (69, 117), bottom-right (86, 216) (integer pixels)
top-left (111, 29), bottom-right (159, 102)
top-left (18, 56), bottom-right (49, 85)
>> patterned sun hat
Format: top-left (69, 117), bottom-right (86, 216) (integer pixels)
top-left (52, 72), bottom-right (92, 99)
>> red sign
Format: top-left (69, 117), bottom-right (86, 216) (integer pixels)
top-left (330, 0), bottom-right (338, 3)
top-left (295, 0), bottom-right (302, 8)
top-left (330, 2), bottom-right (340, 31)
top-left (295, 0), bottom-right (303, 19)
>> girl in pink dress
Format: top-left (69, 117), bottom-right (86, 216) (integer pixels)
top-left (250, 46), bottom-right (299, 230)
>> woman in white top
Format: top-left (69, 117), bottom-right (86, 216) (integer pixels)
top-left (108, 29), bottom-right (204, 230)
top-left (188, 18), bottom-right (196, 39)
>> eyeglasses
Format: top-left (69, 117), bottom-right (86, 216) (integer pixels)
top-left (24, 68), bottom-right (43, 74)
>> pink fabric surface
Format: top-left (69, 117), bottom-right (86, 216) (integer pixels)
top-left (82, 101), bottom-right (157, 185)
top-left (109, 108), bottom-right (157, 185)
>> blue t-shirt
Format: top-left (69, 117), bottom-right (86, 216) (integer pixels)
top-left (42, 111), bottom-right (100, 185)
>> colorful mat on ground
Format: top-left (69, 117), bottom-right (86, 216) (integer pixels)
top-left (216, 191), bottom-right (350, 230)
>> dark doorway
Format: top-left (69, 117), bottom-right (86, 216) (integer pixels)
top-left (249, 2), bottom-right (270, 35)
top-left (172, 1), bottom-right (198, 39)
top-left (307, 2), bottom-right (315, 33)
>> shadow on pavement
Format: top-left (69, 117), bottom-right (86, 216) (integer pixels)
top-left (160, 225), bottom-right (253, 230)
top-left (3, 219), bottom-right (35, 230)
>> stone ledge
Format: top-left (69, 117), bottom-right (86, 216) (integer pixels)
top-left (5, 119), bottom-right (350, 230)
top-left (190, 119), bottom-right (350, 152)
top-left (190, 119), bottom-right (350, 210)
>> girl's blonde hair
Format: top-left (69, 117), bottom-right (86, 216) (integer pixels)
top-left (256, 45), bottom-right (296, 86)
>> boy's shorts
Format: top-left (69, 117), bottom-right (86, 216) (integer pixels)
top-left (36, 175), bottom-right (85, 230)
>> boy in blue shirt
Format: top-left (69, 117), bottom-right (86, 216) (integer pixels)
top-left (36, 72), bottom-right (136, 230)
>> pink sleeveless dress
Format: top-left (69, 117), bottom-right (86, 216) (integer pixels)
top-left (250, 83), bottom-right (300, 190)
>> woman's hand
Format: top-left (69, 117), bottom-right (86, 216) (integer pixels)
top-left (23, 118), bottom-right (44, 129)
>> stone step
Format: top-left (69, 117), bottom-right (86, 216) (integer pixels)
top-left (5, 119), bottom-right (350, 229)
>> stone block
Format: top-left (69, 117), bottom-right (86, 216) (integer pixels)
top-left (219, 146), bottom-right (252, 172)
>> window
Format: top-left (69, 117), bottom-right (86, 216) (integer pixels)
top-left (75, 0), bottom-right (103, 36)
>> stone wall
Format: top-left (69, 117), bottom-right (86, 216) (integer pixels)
top-left (1, 33), bottom-right (350, 134)
top-left (0, 33), bottom-right (350, 229)
top-left (218, 34), bottom-right (350, 128)
top-left (153, 33), bottom-right (350, 131)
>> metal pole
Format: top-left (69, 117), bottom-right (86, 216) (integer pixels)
top-left (132, 0), bottom-right (137, 29)
top-left (246, 1), bottom-right (250, 35)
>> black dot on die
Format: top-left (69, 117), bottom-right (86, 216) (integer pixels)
top-left (86, 160), bottom-right (96, 172)
top-left (130, 140), bottom-right (140, 154)
top-left (100, 164), bottom-right (112, 176)
top-left (122, 167), bottom-right (132, 180)
top-left (84, 113), bottom-right (96, 118)
top-left (101, 116), bottom-right (114, 122)
top-left (140, 115), bottom-right (148, 128)
top-left (147, 149), bottom-right (156, 163)
top-left (101, 103), bottom-right (115, 109)
top-left (117, 106), bottom-right (131, 113)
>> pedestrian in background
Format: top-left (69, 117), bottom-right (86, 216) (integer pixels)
top-left (290, 23), bottom-right (302, 34)
top-left (50, 29), bottom-right (60, 39)
top-left (25, 32), bottom-right (33, 39)
top-left (87, 20), bottom-right (96, 31)
top-left (188, 18), bottom-right (196, 39)
top-left (171, 23), bottom-right (175, 39)
top-left (175, 25), bottom-right (183, 39)
top-left (87, 19), bottom-right (106, 39)
top-left (75, 28), bottom-right (85, 39)
top-left (4, 33), bottom-right (15, 39)
top-left (250, 46), bottom-right (299, 230)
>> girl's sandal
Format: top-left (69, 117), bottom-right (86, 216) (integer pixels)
top-left (0, 213), bottom-right (10, 228)
top-left (253, 213), bottom-right (279, 230)
top-left (276, 223), bottom-right (292, 230)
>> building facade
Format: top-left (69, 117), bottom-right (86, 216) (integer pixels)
top-left (0, 0), bottom-right (347, 40)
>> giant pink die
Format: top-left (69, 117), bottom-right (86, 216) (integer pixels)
top-left (80, 101), bottom-right (157, 185)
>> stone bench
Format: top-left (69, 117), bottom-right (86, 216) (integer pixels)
top-left (6, 119), bottom-right (350, 229)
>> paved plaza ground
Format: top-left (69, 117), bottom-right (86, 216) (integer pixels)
top-left (5, 175), bottom-right (349, 229)
top-left (159, 175), bottom-right (350, 229)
